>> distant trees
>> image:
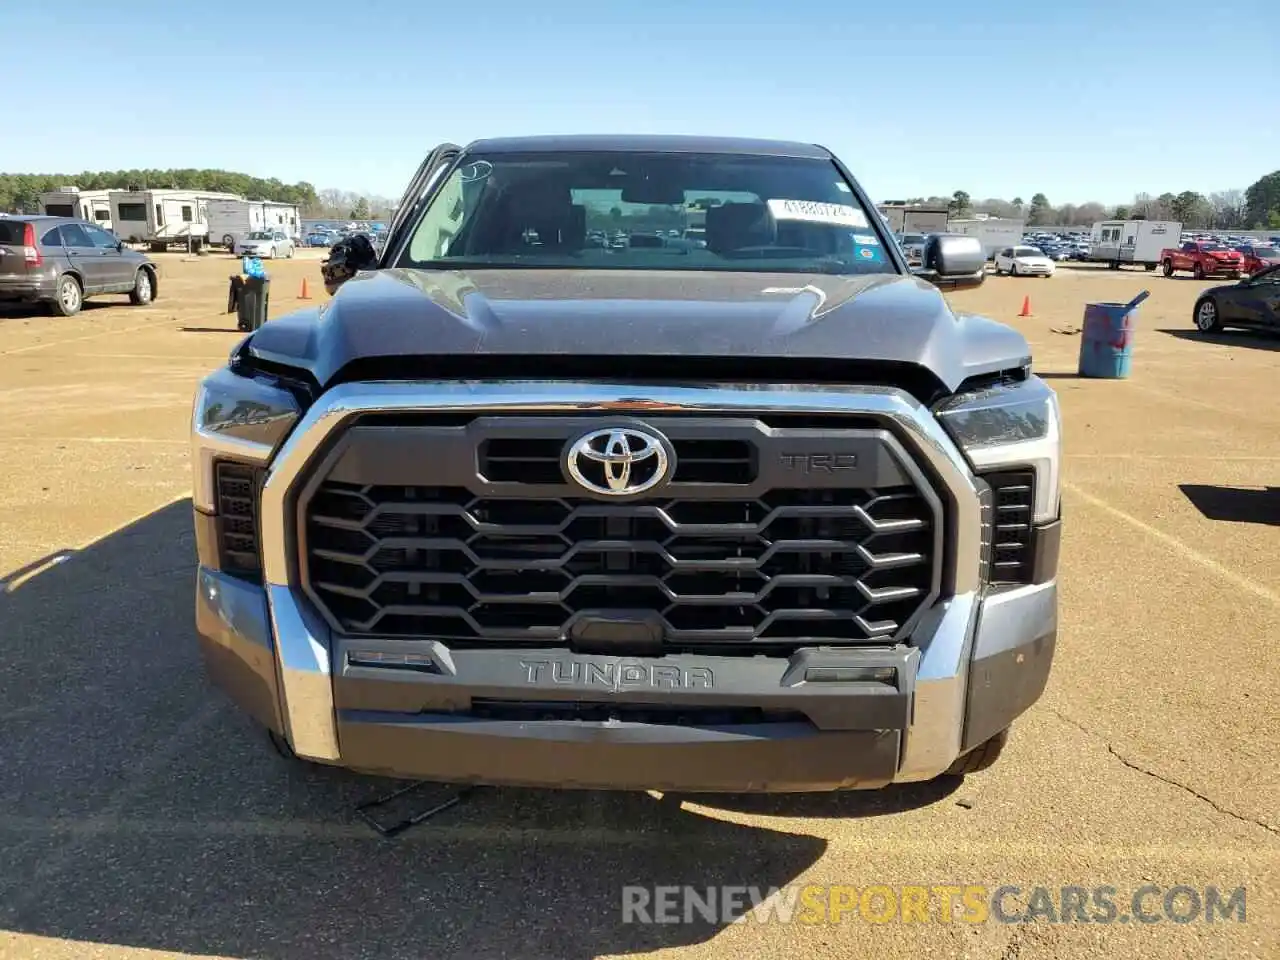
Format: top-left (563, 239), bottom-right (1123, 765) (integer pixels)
top-left (1244, 172), bottom-right (1280, 229)
top-left (0, 169), bottom-right (394, 221)
top-left (1028, 194), bottom-right (1053, 225)
top-left (927, 172), bottom-right (1279, 230)
top-left (10, 165), bottom-right (1278, 232)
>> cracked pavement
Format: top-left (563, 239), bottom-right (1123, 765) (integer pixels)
top-left (0, 256), bottom-right (1277, 959)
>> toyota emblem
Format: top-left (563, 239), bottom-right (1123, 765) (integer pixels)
top-left (565, 426), bottom-right (672, 496)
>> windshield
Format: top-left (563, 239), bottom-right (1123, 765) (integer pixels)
top-left (247, 231), bottom-right (273, 240)
top-left (1199, 242), bottom-right (1226, 252)
top-left (398, 151), bottom-right (894, 275)
top-left (1014, 247), bottom-right (1043, 257)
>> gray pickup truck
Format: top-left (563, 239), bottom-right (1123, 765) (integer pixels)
top-left (192, 135), bottom-right (1061, 792)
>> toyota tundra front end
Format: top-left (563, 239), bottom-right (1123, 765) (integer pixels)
top-left (191, 135), bottom-right (1060, 792)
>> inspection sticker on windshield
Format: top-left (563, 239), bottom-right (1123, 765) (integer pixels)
top-left (768, 199), bottom-right (868, 228)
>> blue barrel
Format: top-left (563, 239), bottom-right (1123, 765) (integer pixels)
top-left (1077, 294), bottom-right (1146, 379)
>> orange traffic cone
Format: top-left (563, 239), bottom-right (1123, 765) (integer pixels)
top-left (1019, 295), bottom-right (1032, 317)
top-left (299, 277), bottom-right (312, 300)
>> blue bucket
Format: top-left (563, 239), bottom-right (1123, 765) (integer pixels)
top-left (1077, 291), bottom-right (1149, 379)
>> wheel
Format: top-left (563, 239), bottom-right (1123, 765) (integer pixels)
top-left (268, 246), bottom-right (277, 259)
top-left (1194, 297), bottom-right (1221, 332)
top-left (1162, 259), bottom-right (1174, 277)
top-left (944, 727), bottom-right (1010, 776)
top-left (222, 234), bottom-right (235, 251)
top-left (50, 274), bottom-right (82, 317)
top-left (129, 267), bottom-right (154, 305)
top-left (1193, 262), bottom-right (1205, 280)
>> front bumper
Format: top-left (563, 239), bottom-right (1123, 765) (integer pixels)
top-left (193, 380), bottom-right (1059, 792)
top-left (196, 567), bottom-right (1056, 791)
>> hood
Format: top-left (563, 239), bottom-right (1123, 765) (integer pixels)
top-left (246, 267), bottom-right (1031, 396)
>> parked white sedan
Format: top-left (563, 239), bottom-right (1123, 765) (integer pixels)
top-left (237, 231), bottom-right (295, 259)
top-left (994, 245), bottom-right (1055, 277)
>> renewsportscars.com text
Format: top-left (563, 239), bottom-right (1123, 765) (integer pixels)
top-left (621, 884), bottom-right (1247, 926)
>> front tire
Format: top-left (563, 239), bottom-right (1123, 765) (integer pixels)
top-left (51, 274), bottom-right (82, 317)
top-left (1012, 263), bottom-right (1020, 277)
top-left (129, 267), bottom-right (155, 305)
top-left (1162, 259), bottom-right (1174, 277)
top-left (1194, 297), bottom-right (1221, 332)
top-left (944, 727), bottom-right (1010, 776)
top-left (1193, 262), bottom-right (1205, 280)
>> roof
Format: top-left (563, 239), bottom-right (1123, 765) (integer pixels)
top-left (464, 134), bottom-right (831, 159)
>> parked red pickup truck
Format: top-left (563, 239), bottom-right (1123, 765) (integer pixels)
top-left (1160, 241), bottom-right (1245, 279)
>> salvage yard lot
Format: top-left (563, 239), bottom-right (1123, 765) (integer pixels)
top-left (0, 256), bottom-right (1277, 959)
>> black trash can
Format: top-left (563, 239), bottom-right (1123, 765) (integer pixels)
top-left (228, 275), bottom-right (270, 332)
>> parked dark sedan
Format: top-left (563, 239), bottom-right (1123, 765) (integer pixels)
top-left (0, 216), bottom-right (158, 316)
top-left (1192, 263), bottom-right (1280, 332)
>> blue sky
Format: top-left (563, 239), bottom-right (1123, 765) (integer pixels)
top-left (5, 1), bottom-right (1276, 204)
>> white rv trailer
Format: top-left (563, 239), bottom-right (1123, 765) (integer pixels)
top-left (262, 201), bottom-right (302, 241)
top-left (39, 188), bottom-right (114, 230)
top-left (207, 199), bottom-right (269, 251)
top-left (1089, 219), bottom-right (1181, 271)
top-left (946, 217), bottom-right (1026, 261)
top-left (108, 189), bottom-right (244, 250)
top-left (876, 202), bottom-right (950, 235)
top-left (206, 199), bottom-right (304, 251)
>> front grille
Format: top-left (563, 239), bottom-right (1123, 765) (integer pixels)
top-left (480, 437), bottom-right (754, 485)
top-left (984, 470), bottom-right (1035, 583)
top-left (303, 480), bottom-right (936, 653)
top-left (215, 460), bottom-right (262, 578)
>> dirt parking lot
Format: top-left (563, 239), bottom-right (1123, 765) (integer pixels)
top-left (0, 254), bottom-right (1277, 959)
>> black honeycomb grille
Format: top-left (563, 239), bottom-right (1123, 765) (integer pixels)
top-left (302, 482), bottom-right (935, 653)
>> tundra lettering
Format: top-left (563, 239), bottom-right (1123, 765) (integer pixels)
top-left (519, 660), bottom-right (715, 690)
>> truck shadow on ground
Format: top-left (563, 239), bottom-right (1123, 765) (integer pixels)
top-left (1179, 484), bottom-right (1280, 527)
top-left (1156, 328), bottom-right (1280, 352)
top-left (0, 500), bottom-right (953, 960)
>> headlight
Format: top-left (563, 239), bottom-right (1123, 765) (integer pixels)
top-left (935, 375), bottom-right (1061, 524)
top-left (191, 366), bottom-right (301, 512)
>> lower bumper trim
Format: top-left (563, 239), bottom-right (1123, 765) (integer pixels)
top-left (337, 711), bottom-right (901, 792)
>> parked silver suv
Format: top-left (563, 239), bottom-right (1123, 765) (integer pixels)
top-left (0, 216), bottom-right (158, 317)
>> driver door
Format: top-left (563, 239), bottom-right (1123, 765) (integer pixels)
top-left (382, 143), bottom-right (461, 264)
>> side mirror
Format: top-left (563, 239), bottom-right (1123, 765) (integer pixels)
top-left (321, 234), bottom-right (379, 295)
top-left (914, 234), bottom-right (986, 290)
top-left (116, 240), bottom-right (125, 252)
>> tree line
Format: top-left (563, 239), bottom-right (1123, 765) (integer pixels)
top-left (5, 167), bottom-right (1280, 231)
top-left (908, 169), bottom-right (1280, 231)
top-left (0, 170), bottom-right (394, 221)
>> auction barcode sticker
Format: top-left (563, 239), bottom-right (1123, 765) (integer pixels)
top-left (767, 199), bottom-right (869, 228)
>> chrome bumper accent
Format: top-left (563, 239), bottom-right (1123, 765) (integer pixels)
top-left (251, 380), bottom-right (985, 766)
